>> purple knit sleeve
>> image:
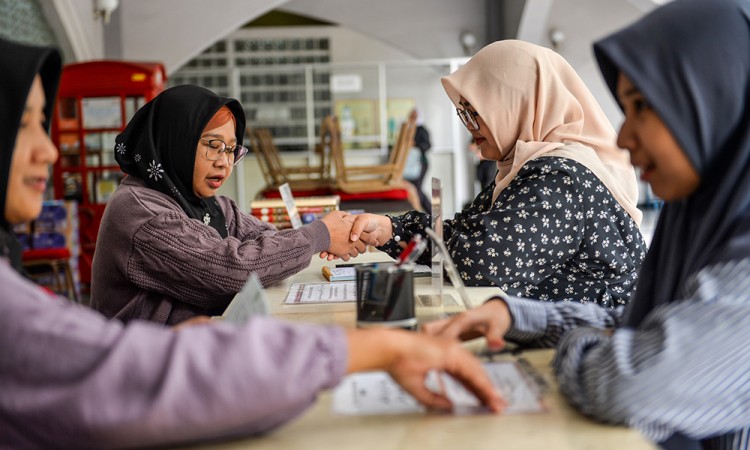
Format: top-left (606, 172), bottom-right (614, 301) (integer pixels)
top-left (0, 263), bottom-right (348, 449)
top-left (127, 206), bottom-right (330, 309)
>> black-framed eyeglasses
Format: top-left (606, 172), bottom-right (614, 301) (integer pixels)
top-left (456, 107), bottom-right (480, 131)
top-left (201, 138), bottom-right (248, 165)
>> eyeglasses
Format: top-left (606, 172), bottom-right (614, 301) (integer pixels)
top-left (201, 138), bottom-right (248, 165)
top-left (456, 107), bottom-right (480, 131)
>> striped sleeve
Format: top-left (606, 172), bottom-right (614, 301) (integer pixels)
top-left (502, 296), bottom-right (621, 348)
top-left (552, 259), bottom-right (750, 443)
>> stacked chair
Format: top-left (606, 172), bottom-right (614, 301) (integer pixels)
top-left (251, 113), bottom-right (422, 212)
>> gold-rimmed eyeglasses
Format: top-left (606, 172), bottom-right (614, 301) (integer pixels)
top-left (456, 107), bottom-right (480, 131)
top-left (201, 138), bottom-right (248, 165)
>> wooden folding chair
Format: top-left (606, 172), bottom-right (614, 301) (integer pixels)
top-left (323, 115), bottom-right (416, 189)
top-left (321, 115), bottom-right (421, 210)
top-left (250, 128), bottom-right (332, 192)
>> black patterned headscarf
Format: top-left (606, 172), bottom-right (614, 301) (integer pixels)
top-left (115, 85), bottom-right (246, 238)
top-left (594, 0), bottom-right (750, 326)
top-left (0, 37), bottom-right (61, 272)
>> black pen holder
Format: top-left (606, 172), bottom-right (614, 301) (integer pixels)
top-left (355, 263), bottom-right (416, 330)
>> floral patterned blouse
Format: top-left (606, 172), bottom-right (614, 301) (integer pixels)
top-left (381, 156), bottom-right (647, 308)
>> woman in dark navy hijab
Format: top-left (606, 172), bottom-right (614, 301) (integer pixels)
top-left (425, 0), bottom-right (750, 447)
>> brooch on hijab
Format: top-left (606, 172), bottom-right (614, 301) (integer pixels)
top-left (203, 214), bottom-right (211, 226)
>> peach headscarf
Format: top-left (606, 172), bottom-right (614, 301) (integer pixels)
top-left (441, 40), bottom-right (641, 225)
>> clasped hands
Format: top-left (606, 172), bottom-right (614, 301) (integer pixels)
top-left (320, 213), bottom-right (394, 261)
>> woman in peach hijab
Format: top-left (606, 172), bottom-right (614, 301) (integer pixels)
top-left (351, 40), bottom-right (646, 308)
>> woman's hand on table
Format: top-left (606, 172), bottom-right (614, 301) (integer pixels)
top-left (346, 329), bottom-right (505, 413)
top-left (421, 299), bottom-right (513, 351)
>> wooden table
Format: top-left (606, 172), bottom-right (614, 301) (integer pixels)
top-left (207, 251), bottom-right (657, 450)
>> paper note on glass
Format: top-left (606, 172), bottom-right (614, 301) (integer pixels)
top-left (284, 281), bottom-right (357, 304)
top-left (222, 273), bottom-right (269, 324)
top-left (332, 361), bottom-right (545, 415)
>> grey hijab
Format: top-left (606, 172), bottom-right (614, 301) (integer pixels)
top-left (595, 0), bottom-right (750, 326)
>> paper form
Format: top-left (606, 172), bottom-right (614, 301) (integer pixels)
top-left (284, 281), bottom-right (357, 304)
top-left (332, 361), bottom-right (545, 415)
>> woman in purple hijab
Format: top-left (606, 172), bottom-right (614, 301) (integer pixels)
top-left (0, 37), bottom-right (501, 449)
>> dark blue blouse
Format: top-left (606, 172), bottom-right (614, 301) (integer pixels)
top-left (382, 156), bottom-right (647, 307)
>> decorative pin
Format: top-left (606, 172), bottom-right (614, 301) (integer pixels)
top-left (203, 214), bottom-right (211, 226)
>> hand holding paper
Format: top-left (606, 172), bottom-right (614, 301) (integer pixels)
top-left (344, 329), bottom-right (505, 413)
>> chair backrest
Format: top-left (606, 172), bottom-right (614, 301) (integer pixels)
top-left (249, 129), bottom-right (275, 188)
top-left (314, 123), bottom-right (331, 181)
top-left (322, 114), bottom-right (417, 186)
top-left (321, 116), bottom-right (348, 184)
top-left (386, 116), bottom-right (417, 184)
top-left (385, 122), bottom-right (406, 167)
top-left (252, 128), bottom-right (289, 186)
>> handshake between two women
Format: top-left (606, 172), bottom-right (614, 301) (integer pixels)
top-left (320, 213), bottom-right (396, 261)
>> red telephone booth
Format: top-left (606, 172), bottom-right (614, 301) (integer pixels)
top-left (51, 61), bottom-right (167, 287)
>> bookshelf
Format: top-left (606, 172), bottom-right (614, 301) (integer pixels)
top-left (249, 195), bottom-right (340, 230)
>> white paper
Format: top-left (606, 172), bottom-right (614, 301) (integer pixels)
top-left (82, 97), bottom-right (122, 129)
top-left (222, 273), bottom-right (269, 324)
top-left (284, 282), bottom-right (357, 304)
top-left (329, 264), bottom-right (431, 281)
top-left (332, 361), bottom-right (545, 415)
top-left (279, 183), bottom-right (303, 229)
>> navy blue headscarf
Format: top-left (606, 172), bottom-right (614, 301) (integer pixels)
top-left (115, 85), bottom-right (245, 238)
top-left (0, 37), bottom-right (61, 272)
top-left (594, 0), bottom-right (750, 326)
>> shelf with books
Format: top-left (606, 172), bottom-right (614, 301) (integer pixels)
top-left (249, 195), bottom-right (340, 230)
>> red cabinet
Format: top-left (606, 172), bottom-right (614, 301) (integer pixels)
top-left (51, 61), bottom-right (167, 286)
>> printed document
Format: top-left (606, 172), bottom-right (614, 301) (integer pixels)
top-left (332, 361), bottom-right (545, 415)
top-left (284, 281), bottom-right (357, 304)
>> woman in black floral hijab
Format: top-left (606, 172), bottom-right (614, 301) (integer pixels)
top-left (114, 85), bottom-right (244, 237)
top-left (92, 85), bottom-right (360, 325)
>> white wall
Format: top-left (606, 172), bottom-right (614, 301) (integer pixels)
top-left (282, 0), bottom-right (486, 59)
top-left (105, 0), bottom-right (486, 74)
top-left (111, 0), bottom-right (287, 73)
top-left (45, 0), bottom-right (105, 61)
top-left (542, 0), bottom-right (643, 127)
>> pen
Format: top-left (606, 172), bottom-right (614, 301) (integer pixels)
top-left (403, 238), bottom-right (427, 265)
top-left (396, 234), bottom-right (423, 266)
top-left (396, 235), bottom-right (420, 265)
